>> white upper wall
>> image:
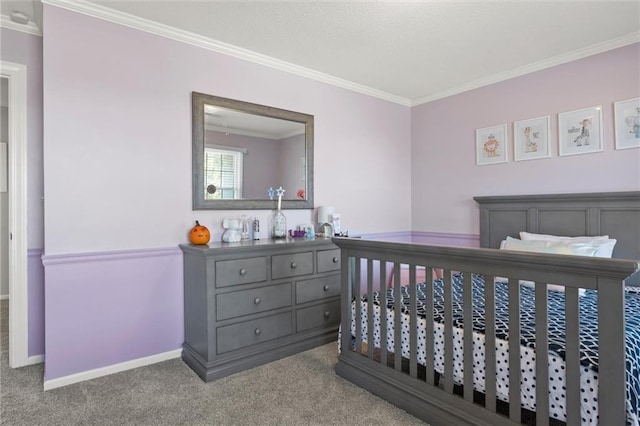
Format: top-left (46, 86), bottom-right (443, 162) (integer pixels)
top-left (41, 4), bottom-right (412, 255)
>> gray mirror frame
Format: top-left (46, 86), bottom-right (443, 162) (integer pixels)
top-left (192, 92), bottom-right (314, 210)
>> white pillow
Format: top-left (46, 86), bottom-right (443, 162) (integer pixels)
top-left (519, 232), bottom-right (616, 258)
top-left (519, 231), bottom-right (609, 242)
top-left (503, 236), bottom-right (599, 257)
top-left (499, 236), bottom-right (597, 294)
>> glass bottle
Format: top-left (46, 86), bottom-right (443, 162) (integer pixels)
top-left (272, 209), bottom-right (287, 239)
top-left (240, 215), bottom-right (250, 240)
top-left (252, 217), bottom-right (261, 240)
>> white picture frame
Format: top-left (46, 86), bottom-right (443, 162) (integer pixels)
top-left (558, 106), bottom-right (603, 156)
top-left (476, 124), bottom-right (507, 165)
top-left (614, 97), bottom-right (640, 150)
top-left (513, 115), bottom-right (551, 161)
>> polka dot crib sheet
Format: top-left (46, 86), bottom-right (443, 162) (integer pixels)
top-left (347, 274), bottom-right (640, 425)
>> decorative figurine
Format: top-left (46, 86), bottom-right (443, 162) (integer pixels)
top-left (189, 220), bottom-right (210, 245)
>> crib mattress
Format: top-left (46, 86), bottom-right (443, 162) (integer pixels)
top-left (347, 274), bottom-right (640, 425)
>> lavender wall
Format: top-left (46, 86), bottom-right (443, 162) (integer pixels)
top-left (1, 27), bottom-right (45, 357)
top-left (411, 43), bottom-right (640, 235)
top-left (42, 4), bottom-right (411, 380)
top-left (42, 248), bottom-right (182, 380)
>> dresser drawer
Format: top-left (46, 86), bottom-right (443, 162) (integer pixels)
top-left (216, 283), bottom-right (292, 321)
top-left (215, 257), bottom-right (267, 288)
top-left (272, 252), bottom-right (313, 279)
top-left (216, 312), bottom-right (292, 354)
top-left (296, 274), bottom-right (340, 304)
top-left (317, 249), bottom-right (340, 273)
top-left (296, 300), bottom-right (341, 332)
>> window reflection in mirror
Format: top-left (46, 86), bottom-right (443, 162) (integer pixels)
top-left (192, 92), bottom-right (314, 210)
top-left (204, 105), bottom-right (306, 200)
top-left (204, 146), bottom-right (244, 200)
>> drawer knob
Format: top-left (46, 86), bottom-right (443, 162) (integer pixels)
top-left (290, 262), bottom-right (297, 269)
top-left (239, 268), bottom-right (247, 276)
top-left (323, 284), bottom-right (330, 291)
top-left (254, 297), bottom-right (261, 305)
top-left (332, 257), bottom-right (339, 263)
top-left (254, 328), bottom-right (262, 335)
top-left (324, 311), bottom-right (331, 319)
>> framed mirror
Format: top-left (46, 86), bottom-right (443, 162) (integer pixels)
top-left (192, 92), bottom-right (314, 210)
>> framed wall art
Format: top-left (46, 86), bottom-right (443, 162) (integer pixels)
top-left (513, 115), bottom-right (550, 161)
top-left (476, 124), bottom-right (507, 165)
top-left (558, 106), bottom-right (603, 156)
top-left (614, 97), bottom-right (640, 150)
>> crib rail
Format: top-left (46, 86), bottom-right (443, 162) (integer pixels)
top-left (333, 238), bottom-right (639, 426)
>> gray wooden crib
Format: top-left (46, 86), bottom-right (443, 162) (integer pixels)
top-left (333, 192), bottom-right (640, 426)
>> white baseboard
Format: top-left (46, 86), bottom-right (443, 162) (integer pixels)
top-left (25, 354), bottom-right (44, 365)
top-left (0, 294), bottom-right (8, 300)
top-left (43, 348), bottom-right (182, 391)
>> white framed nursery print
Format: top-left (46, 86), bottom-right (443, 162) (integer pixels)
top-left (513, 115), bottom-right (550, 161)
top-left (558, 106), bottom-right (603, 156)
top-left (476, 124), bottom-right (507, 165)
top-left (614, 97), bottom-right (640, 150)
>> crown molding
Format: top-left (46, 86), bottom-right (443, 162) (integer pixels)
top-left (412, 31), bottom-right (640, 106)
top-left (42, 0), bottom-right (412, 107)
top-left (0, 14), bottom-right (42, 37)
top-left (35, 1), bottom-right (640, 108)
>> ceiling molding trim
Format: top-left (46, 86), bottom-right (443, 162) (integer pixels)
top-left (42, 0), bottom-right (412, 107)
top-left (412, 32), bottom-right (640, 106)
top-left (0, 15), bottom-right (42, 37)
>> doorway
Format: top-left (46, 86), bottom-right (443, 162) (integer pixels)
top-left (0, 61), bottom-right (29, 368)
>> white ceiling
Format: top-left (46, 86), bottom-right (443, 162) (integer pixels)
top-left (2, 1), bottom-right (640, 105)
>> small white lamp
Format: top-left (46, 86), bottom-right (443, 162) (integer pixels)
top-left (317, 206), bottom-right (335, 237)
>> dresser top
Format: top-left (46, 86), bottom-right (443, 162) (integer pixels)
top-left (180, 237), bottom-right (338, 255)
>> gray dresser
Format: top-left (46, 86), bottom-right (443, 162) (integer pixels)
top-left (180, 238), bottom-right (341, 382)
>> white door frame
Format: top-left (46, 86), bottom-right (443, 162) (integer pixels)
top-left (1, 61), bottom-right (29, 368)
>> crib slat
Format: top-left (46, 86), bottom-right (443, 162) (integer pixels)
top-left (354, 258), bottom-right (362, 355)
top-left (380, 261), bottom-right (388, 366)
top-left (535, 282), bottom-right (549, 426)
top-left (597, 280), bottom-right (626, 425)
top-left (443, 270), bottom-right (454, 394)
top-left (409, 265), bottom-right (418, 379)
top-left (463, 272), bottom-right (474, 402)
top-left (366, 259), bottom-right (374, 360)
top-left (394, 263), bottom-right (402, 371)
top-left (565, 287), bottom-right (580, 426)
top-left (508, 278), bottom-right (521, 423)
top-left (340, 252), bottom-right (353, 360)
top-left (425, 267), bottom-right (435, 386)
top-left (485, 274), bottom-right (497, 413)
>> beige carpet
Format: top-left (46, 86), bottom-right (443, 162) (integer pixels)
top-left (0, 300), bottom-right (426, 425)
